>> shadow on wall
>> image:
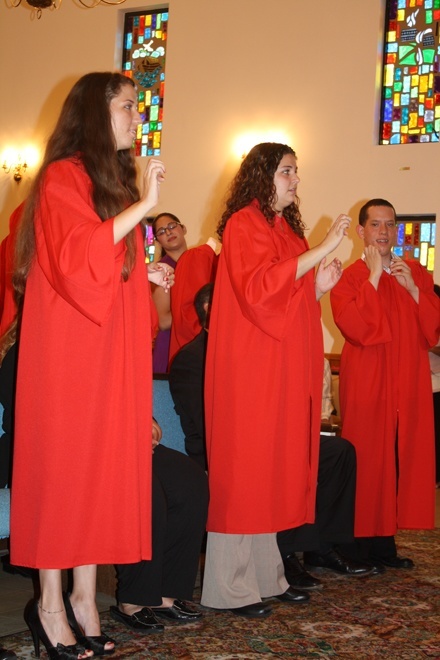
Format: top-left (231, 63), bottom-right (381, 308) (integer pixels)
top-left (190, 157), bottom-right (239, 248)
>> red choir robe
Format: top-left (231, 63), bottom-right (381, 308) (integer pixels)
top-left (10, 158), bottom-right (155, 568)
top-left (330, 259), bottom-right (440, 537)
top-left (0, 203), bottom-right (24, 336)
top-left (205, 201), bottom-right (323, 534)
top-left (168, 244), bottom-right (217, 365)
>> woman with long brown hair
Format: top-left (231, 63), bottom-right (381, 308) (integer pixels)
top-left (4, 72), bottom-right (171, 658)
top-left (201, 142), bottom-right (351, 616)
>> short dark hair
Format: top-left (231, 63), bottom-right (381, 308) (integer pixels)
top-left (194, 283), bottom-right (213, 327)
top-left (358, 199), bottom-right (396, 226)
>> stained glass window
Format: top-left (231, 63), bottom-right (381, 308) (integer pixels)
top-left (380, 0), bottom-right (440, 144)
top-left (394, 214), bottom-right (436, 271)
top-left (122, 9), bottom-right (168, 157)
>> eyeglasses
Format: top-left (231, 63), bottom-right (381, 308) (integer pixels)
top-left (154, 221), bottom-right (181, 238)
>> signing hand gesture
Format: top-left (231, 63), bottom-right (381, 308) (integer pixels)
top-left (390, 255), bottom-right (419, 302)
top-left (141, 158), bottom-right (166, 210)
top-left (147, 263), bottom-right (175, 292)
top-left (315, 257), bottom-right (343, 299)
top-left (322, 214), bottom-right (352, 253)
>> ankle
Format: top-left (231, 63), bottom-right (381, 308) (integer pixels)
top-left (38, 601), bottom-right (65, 615)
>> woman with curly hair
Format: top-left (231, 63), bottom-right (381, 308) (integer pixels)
top-left (201, 142), bottom-right (350, 617)
top-left (4, 72), bottom-right (172, 658)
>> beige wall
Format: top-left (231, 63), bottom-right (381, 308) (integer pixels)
top-left (1, 0), bottom-right (439, 351)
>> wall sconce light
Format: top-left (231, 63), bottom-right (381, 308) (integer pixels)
top-left (1, 147), bottom-right (39, 184)
top-left (2, 156), bottom-right (27, 183)
top-left (232, 131), bottom-right (293, 161)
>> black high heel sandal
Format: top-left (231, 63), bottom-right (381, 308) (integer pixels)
top-left (24, 599), bottom-right (88, 660)
top-left (63, 592), bottom-right (115, 657)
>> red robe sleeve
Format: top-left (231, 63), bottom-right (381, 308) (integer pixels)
top-left (222, 204), bottom-right (305, 341)
top-left (169, 243), bottom-right (218, 361)
top-left (35, 159), bottom-right (127, 326)
top-left (330, 260), bottom-right (393, 346)
top-left (0, 202), bottom-right (25, 336)
top-left (331, 259), bottom-right (439, 349)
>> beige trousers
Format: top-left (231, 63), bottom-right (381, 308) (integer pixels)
top-left (201, 532), bottom-right (289, 609)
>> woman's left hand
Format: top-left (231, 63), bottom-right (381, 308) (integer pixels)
top-left (148, 263), bottom-right (175, 292)
top-left (315, 257), bottom-right (342, 300)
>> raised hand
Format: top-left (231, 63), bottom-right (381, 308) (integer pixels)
top-left (141, 158), bottom-right (166, 211)
top-left (364, 245), bottom-right (384, 290)
top-left (321, 214), bottom-right (351, 254)
top-left (315, 257), bottom-right (343, 299)
top-left (390, 255), bottom-right (419, 301)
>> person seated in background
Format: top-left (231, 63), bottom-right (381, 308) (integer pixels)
top-left (109, 417), bottom-right (208, 632)
top-left (151, 213), bottom-right (188, 373)
top-left (151, 213), bottom-right (218, 372)
top-left (169, 284), bottom-right (212, 469)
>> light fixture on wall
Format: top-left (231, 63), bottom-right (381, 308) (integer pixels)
top-left (9, 0), bottom-right (127, 20)
top-left (2, 147), bottom-right (39, 183)
top-left (2, 156), bottom-right (27, 183)
top-left (232, 131), bottom-right (293, 161)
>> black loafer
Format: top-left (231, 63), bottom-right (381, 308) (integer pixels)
top-left (109, 606), bottom-right (164, 633)
top-left (151, 600), bottom-right (202, 622)
top-left (275, 587), bottom-right (310, 604)
top-left (282, 554), bottom-right (323, 590)
top-left (229, 602), bottom-right (272, 618)
top-left (370, 555), bottom-right (414, 569)
top-left (0, 650), bottom-right (17, 660)
top-left (304, 550), bottom-right (373, 576)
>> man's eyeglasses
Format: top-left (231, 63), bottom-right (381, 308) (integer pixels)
top-left (154, 221), bottom-right (181, 238)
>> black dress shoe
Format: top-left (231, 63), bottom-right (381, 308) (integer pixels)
top-left (282, 554), bottom-right (323, 590)
top-left (229, 602), bottom-right (272, 618)
top-left (275, 587), bottom-right (310, 603)
top-left (151, 600), bottom-right (202, 622)
top-left (366, 562), bottom-right (387, 575)
top-left (370, 555), bottom-right (415, 569)
top-left (304, 549), bottom-right (373, 576)
top-left (109, 606), bottom-right (164, 633)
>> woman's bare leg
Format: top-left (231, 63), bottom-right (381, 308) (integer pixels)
top-left (39, 568), bottom-right (90, 656)
top-left (70, 565), bottom-right (114, 652)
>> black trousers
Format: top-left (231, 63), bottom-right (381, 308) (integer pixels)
top-left (338, 535), bottom-right (397, 562)
top-left (277, 435), bottom-right (356, 556)
top-left (116, 444), bottom-right (209, 605)
top-left (434, 391), bottom-right (440, 483)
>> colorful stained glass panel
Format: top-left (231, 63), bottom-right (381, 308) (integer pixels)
top-left (380, 0), bottom-right (440, 144)
top-left (395, 215), bottom-right (436, 271)
top-left (122, 9), bottom-right (168, 157)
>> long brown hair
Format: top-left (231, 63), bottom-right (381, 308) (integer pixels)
top-left (7, 72), bottom-right (140, 354)
top-left (217, 143), bottom-right (306, 241)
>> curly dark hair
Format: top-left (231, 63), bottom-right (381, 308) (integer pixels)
top-left (217, 143), bottom-right (306, 241)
